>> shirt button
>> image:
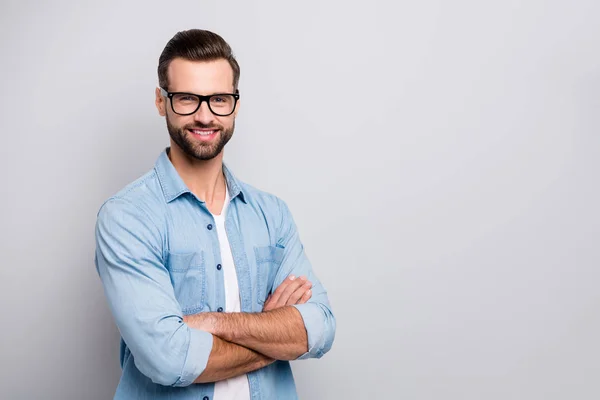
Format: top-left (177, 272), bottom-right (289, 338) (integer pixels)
top-left (203, 397), bottom-right (209, 400)
top-left (216, 264), bottom-right (222, 270)
top-left (207, 224), bottom-right (213, 230)
top-left (217, 307), bottom-right (223, 312)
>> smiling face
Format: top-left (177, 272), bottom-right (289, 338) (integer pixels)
top-left (155, 57), bottom-right (239, 161)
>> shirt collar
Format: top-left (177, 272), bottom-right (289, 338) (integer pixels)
top-left (154, 147), bottom-right (247, 204)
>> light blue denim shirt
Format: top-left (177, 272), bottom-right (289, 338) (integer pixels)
top-left (94, 148), bottom-right (336, 400)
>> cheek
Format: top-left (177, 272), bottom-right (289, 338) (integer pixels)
top-left (217, 116), bottom-right (235, 130)
top-left (168, 113), bottom-right (193, 128)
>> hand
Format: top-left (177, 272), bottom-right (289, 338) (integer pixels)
top-left (263, 275), bottom-right (312, 312)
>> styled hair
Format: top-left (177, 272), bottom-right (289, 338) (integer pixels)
top-left (158, 29), bottom-right (240, 91)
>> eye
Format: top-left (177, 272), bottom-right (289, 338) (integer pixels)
top-left (172, 93), bottom-right (198, 103)
top-left (210, 95), bottom-right (234, 105)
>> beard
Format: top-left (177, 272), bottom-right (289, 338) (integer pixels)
top-left (166, 115), bottom-right (234, 161)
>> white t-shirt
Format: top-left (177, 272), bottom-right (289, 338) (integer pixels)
top-left (212, 186), bottom-right (251, 400)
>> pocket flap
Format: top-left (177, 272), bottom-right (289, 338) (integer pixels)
top-left (166, 251), bottom-right (204, 272)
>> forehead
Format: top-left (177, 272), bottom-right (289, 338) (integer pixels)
top-left (167, 58), bottom-right (234, 93)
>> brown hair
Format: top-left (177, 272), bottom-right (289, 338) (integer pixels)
top-left (158, 29), bottom-right (240, 91)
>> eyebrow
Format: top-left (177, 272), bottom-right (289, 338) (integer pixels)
top-left (167, 89), bottom-right (236, 95)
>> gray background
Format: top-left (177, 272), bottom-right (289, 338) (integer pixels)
top-left (1, 0), bottom-right (599, 399)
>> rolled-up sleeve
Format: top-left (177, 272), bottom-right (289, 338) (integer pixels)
top-left (274, 199), bottom-right (336, 360)
top-left (292, 302), bottom-right (336, 359)
top-left (95, 198), bottom-right (212, 386)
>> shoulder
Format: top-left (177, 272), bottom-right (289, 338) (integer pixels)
top-left (239, 180), bottom-right (285, 207)
top-left (235, 180), bottom-right (297, 239)
top-left (96, 169), bottom-right (166, 227)
top-left (237, 179), bottom-right (292, 214)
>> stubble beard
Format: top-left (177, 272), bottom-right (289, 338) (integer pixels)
top-left (166, 115), bottom-right (234, 161)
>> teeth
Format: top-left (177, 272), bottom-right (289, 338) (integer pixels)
top-left (191, 129), bottom-right (215, 136)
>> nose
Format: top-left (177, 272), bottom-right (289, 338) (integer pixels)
top-left (193, 100), bottom-right (215, 125)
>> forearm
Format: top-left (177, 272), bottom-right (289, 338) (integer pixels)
top-left (187, 307), bottom-right (308, 360)
top-left (194, 335), bottom-right (274, 383)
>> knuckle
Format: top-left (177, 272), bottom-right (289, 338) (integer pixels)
top-left (274, 286), bottom-right (285, 294)
top-left (284, 285), bottom-right (298, 295)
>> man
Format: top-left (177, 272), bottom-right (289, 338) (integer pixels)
top-left (94, 29), bottom-right (335, 400)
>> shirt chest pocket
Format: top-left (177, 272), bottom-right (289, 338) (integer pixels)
top-left (166, 251), bottom-right (206, 315)
top-left (254, 245), bottom-right (285, 305)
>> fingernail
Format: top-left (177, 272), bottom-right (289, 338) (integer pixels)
top-left (299, 276), bottom-right (307, 281)
top-left (289, 275), bottom-right (296, 280)
top-left (307, 290), bottom-right (311, 295)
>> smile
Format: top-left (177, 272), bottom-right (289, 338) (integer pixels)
top-left (189, 129), bottom-right (218, 136)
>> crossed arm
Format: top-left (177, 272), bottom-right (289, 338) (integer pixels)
top-left (193, 335), bottom-right (273, 383)
top-left (95, 198), bottom-right (335, 387)
top-left (190, 275), bottom-right (313, 383)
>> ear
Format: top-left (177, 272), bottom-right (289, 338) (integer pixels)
top-left (155, 87), bottom-right (166, 116)
top-left (233, 98), bottom-right (240, 118)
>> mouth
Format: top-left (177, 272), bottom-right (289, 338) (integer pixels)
top-left (187, 128), bottom-right (219, 141)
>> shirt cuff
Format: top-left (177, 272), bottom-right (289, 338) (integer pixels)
top-left (172, 327), bottom-right (214, 387)
top-left (292, 303), bottom-right (326, 360)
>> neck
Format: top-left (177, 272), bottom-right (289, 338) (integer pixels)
top-left (167, 144), bottom-right (227, 209)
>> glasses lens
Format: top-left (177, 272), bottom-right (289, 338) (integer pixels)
top-left (209, 94), bottom-right (236, 116)
top-left (171, 94), bottom-right (200, 115)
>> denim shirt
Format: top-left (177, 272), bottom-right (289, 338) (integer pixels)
top-left (94, 148), bottom-right (336, 400)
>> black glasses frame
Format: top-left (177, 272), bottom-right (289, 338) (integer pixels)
top-left (160, 87), bottom-right (240, 116)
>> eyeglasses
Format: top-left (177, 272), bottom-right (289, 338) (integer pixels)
top-left (160, 87), bottom-right (240, 116)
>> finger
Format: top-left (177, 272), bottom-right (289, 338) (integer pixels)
top-left (262, 295), bottom-right (273, 311)
top-left (286, 281), bottom-right (312, 306)
top-left (278, 276), bottom-right (307, 306)
top-left (268, 275), bottom-right (297, 306)
top-left (298, 287), bottom-right (312, 304)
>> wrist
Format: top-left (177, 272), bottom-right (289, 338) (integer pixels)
top-left (214, 312), bottom-right (236, 342)
top-left (183, 312), bottom-right (219, 334)
top-left (217, 312), bottom-right (254, 343)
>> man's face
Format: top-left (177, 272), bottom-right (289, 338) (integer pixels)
top-left (156, 58), bottom-right (238, 161)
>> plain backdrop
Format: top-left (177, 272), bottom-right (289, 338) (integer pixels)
top-left (1, 1), bottom-right (599, 399)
